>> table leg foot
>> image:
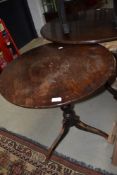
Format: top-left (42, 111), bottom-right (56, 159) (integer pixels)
top-left (46, 104), bottom-right (110, 160)
top-left (46, 124), bottom-right (69, 161)
top-left (75, 118), bottom-right (108, 140)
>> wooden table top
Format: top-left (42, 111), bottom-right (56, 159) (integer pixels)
top-left (0, 43), bottom-right (115, 108)
top-left (41, 9), bottom-right (117, 44)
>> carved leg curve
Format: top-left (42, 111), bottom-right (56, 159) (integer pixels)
top-left (46, 104), bottom-right (109, 160)
top-left (46, 123), bottom-right (69, 161)
top-left (75, 118), bottom-right (108, 139)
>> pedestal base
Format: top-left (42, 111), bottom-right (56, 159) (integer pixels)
top-left (46, 104), bottom-right (109, 160)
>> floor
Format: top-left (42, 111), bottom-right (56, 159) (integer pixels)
top-left (19, 38), bottom-right (51, 54)
top-left (0, 38), bottom-right (117, 174)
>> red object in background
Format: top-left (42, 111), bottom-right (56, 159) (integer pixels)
top-left (0, 31), bottom-right (13, 62)
top-left (0, 19), bottom-right (20, 72)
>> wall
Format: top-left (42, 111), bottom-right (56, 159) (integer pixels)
top-left (103, 0), bottom-right (113, 8)
top-left (27, 0), bottom-right (45, 36)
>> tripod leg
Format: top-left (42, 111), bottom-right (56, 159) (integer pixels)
top-left (75, 118), bottom-right (108, 139)
top-left (46, 123), bottom-right (69, 161)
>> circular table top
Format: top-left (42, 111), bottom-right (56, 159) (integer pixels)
top-left (41, 9), bottom-right (117, 44)
top-left (0, 43), bottom-right (115, 108)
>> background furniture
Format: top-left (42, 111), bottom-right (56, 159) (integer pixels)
top-left (41, 0), bottom-right (117, 164)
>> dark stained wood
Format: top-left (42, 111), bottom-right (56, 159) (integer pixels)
top-left (0, 43), bottom-right (116, 108)
top-left (107, 52), bottom-right (117, 99)
top-left (41, 9), bottom-right (117, 44)
top-left (0, 43), bottom-right (116, 160)
top-left (107, 82), bottom-right (117, 100)
top-left (46, 104), bottom-right (109, 160)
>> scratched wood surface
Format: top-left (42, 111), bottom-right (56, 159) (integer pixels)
top-left (0, 43), bottom-right (115, 108)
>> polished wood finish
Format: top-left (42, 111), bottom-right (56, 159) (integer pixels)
top-left (100, 41), bottom-right (117, 99)
top-left (41, 9), bottom-right (117, 44)
top-left (108, 52), bottom-right (117, 99)
top-left (104, 52), bottom-right (117, 100)
top-left (0, 43), bottom-right (116, 160)
top-left (0, 43), bottom-right (115, 108)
